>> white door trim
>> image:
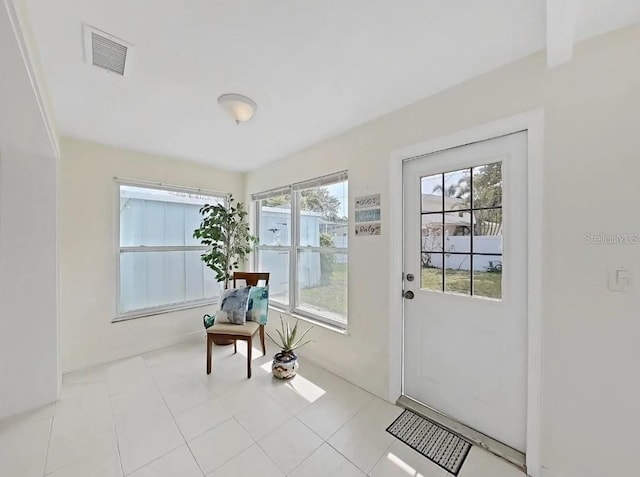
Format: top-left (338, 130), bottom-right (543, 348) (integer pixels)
top-left (387, 109), bottom-right (544, 477)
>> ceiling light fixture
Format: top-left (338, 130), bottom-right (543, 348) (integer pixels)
top-left (217, 94), bottom-right (257, 125)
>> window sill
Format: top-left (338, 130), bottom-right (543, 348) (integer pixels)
top-left (267, 305), bottom-right (348, 336)
top-left (113, 299), bottom-right (218, 323)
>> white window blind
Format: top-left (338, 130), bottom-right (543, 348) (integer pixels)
top-left (116, 181), bottom-right (226, 320)
top-left (292, 170), bottom-right (348, 191)
top-left (251, 185), bottom-right (292, 202)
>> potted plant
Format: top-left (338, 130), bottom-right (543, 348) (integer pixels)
top-left (194, 195), bottom-right (257, 344)
top-left (193, 195), bottom-right (257, 288)
top-left (267, 316), bottom-right (314, 379)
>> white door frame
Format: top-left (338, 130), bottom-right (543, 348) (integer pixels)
top-left (387, 109), bottom-right (544, 477)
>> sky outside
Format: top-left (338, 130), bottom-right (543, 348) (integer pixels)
top-left (326, 180), bottom-right (349, 218)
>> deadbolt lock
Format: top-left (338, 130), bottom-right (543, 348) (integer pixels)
top-left (406, 273), bottom-right (415, 282)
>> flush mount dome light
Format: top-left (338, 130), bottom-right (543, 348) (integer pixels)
top-left (217, 94), bottom-right (257, 124)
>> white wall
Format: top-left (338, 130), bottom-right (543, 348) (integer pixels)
top-left (59, 138), bottom-right (244, 372)
top-left (0, 149), bottom-right (59, 418)
top-left (0, 0), bottom-right (59, 419)
top-left (247, 26), bottom-right (640, 477)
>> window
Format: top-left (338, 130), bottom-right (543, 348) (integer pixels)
top-left (116, 181), bottom-right (225, 320)
top-left (254, 172), bottom-right (348, 328)
top-left (421, 162), bottom-right (502, 299)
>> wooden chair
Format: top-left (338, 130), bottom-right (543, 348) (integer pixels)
top-left (206, 272), bottom-right (270, 378)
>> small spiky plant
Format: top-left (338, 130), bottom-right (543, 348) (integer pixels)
top-left (266, 316), bottom-right (314, 360)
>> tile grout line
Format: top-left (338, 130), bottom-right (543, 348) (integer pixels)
top-left (204, 416), bottom-right (257, 475)
top-left (281, 406), bottom-right (370, 477)
top-left (119, 425), bottom-right (185, 473)
top-left (325, 439), bottom-right (369, 475)
top-left (103, 376), bottom-right (127, 477)
top-left (270, 376), bottom-right (380, 475)
top-left (144, 348), bottom-right (277, 474)
top-left (253, 437), bottom-right (287, 476)
top-left (250, 411), bottom-right (299, 476)
top-left (316, 396), bottom-right (389, 475)
top-left (220, 381), bottom-right (325, 476)
top-left (42, 398), bottom-right (66, 475)
top-left (10, 347), bottom-right (404, 475)
top-left (148, 368), bottom-right (207, 477)
top-left (30, 342), bottom-right (439, 477)
top-left (43, 345), bottom-right (398, 476)
top-left (182, 414), bottom-right (236, 445)
top-left (290, 414), bottom-right (325, 444)
top-left (43, 381), bottom-right (118, 476)
top-left (366, 440), bottom-right (397, 477)
top-left (279, 415), bottom-right (327, 476)
top-left (279, 442), bottom-right (315, 476)
top-left (109, 362), bottom-right (186, 476)
top-left (40, 412), bottom-right (55, 477)
top-left (228, 391), bottom-right (277, 460)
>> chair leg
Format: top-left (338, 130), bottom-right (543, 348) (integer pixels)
top-left (247, 337), bottom-right (252, 379)
top-left (259, 326), bottom-right (266, 356)
top-left (206, 335), bottom-right (213, 375)
top-left (234, 340), bottom-right (237, 354)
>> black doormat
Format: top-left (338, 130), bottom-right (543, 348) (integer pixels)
top-left (386, 409), bottom-right (471, 475)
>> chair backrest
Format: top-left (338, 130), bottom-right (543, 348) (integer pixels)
top-left (233, 272), bottom-right (270, 287)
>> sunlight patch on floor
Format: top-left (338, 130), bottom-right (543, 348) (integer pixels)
top-left (236, 345), bottom-right (264, 360)
top-left (387, 452), bottom-right (424, 476)
top-left (258, 361), bottom-right (326, 403)
top-left (260, 361), bottom-right (272, 373)
top-left (284, 374), bottom-right (326, 403)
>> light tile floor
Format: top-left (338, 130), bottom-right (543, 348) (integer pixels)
top-left (0, 335), bottom-right (526, 477)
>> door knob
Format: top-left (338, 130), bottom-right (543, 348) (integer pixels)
top-left (403, 290), bottom-right (415, 299)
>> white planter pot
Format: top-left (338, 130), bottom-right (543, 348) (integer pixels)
top-left (272, 351), bottom-right (299, 379)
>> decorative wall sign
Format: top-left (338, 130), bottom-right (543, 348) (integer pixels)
top-left (354, 194), bottom-right (381, 236)
top-left (355, 194), bottom-right (381, 209)
top-left (355, 209), bottom-right (381, 223)
top-left (355, 222), bottom-right (381, 236)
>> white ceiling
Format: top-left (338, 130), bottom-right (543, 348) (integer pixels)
top-left (22, 0), bottom-right (640, 171)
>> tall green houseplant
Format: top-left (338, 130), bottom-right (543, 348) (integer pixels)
top-left (193, 196), bottom-right (257, 289)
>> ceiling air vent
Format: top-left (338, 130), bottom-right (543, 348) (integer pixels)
top-left (83, 25), bottom-right (133, 76)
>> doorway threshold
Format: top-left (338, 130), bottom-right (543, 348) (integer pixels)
top-left (396, 395), bottom-right (526, 472)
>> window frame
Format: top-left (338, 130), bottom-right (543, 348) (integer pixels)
top-left (114, 178), bottom-right (228, 322)
top-left (253, 171), bottom-right (348, 329)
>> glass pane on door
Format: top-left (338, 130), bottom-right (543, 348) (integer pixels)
top-left (473, 255), bottom-right (502, 299)
top-left (472, 162), bottom-right (502, 208)
top-left (444, 254), bottom-right (471, 295)
top-left (421, 252), bottom-right (443, 291)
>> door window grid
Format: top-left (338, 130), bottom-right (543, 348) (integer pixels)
top-left (420, 162), bottom-right (502, 299)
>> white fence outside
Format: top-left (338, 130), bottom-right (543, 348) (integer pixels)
top-left (424, 235), bottom-right (502, 271)
top-left (259, 207), bottom-right (348, 299)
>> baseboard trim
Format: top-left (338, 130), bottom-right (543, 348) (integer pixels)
top-left (296, 350), bottom-right (388, 402)
top-left (62, 330), bottom-right (205, 375)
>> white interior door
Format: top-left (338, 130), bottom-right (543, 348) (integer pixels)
top-left (402, 131), bottom-right (528, 452)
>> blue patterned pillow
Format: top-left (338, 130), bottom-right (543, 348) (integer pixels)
top-left (217, 286), bottom-right (251, 324)
top-left (246, 286), bottom-right (269, 325)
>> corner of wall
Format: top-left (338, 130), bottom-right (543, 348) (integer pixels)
top-left (4, 0), bottom-right (60, 159)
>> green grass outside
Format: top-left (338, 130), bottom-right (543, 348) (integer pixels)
top-left (422, 267), bottom-right (502, 299)
top-left (299, 263), bottom-right (348, 317)
top-left (296, 263), bottom-right (500, 318)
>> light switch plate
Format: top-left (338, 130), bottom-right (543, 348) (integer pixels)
top-left (608, 267), bottom-right (634, 292)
